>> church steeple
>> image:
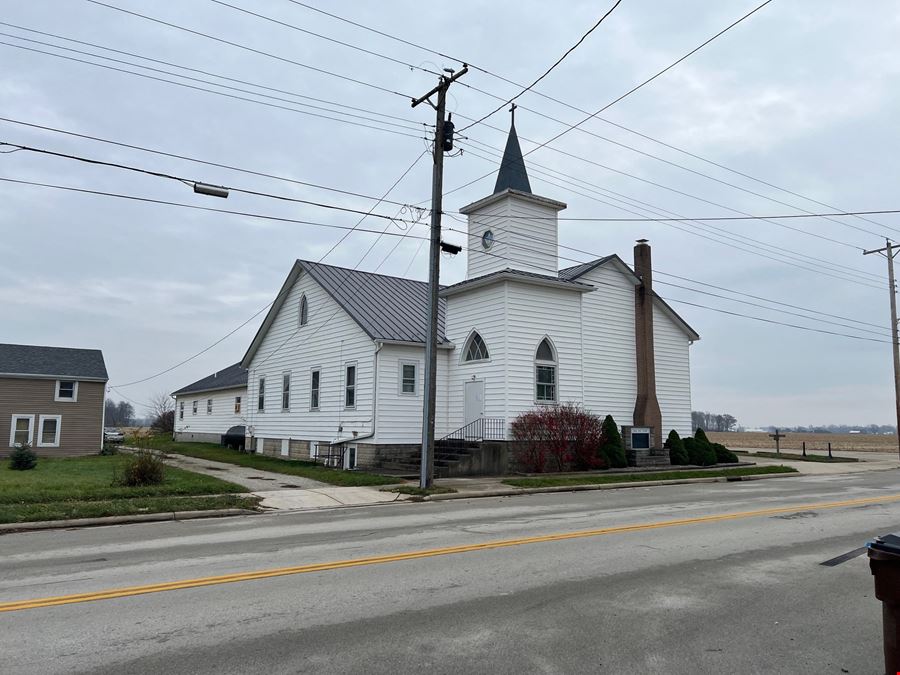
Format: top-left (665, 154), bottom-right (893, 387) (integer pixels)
top-left (493, 104), bottom-right (532, 194)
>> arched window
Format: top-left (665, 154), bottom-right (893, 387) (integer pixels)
top-left (299, 294), bottom-right (308, 326)
top-left (534, 337), bottom-right (557, 402)
top-left (463, 331), bottom-right (490, 362)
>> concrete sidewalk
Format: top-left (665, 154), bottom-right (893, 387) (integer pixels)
top-left (734, 449), bottom-right (900, 475)
top-left (163, 452), bottom-right (410, 511)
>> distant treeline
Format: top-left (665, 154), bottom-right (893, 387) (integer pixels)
top-left (691, 411), bottom-right (738, 432)
top-left (760, 424), bottom-right (896, 434)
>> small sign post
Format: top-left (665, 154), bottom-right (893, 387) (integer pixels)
top-left (769, 428), bottom-right (786, 456)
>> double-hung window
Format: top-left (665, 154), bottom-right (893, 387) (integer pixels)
top-left (37, 415), bottom-right (61, 448)
top-left (192, 400), bottom-right (198, 415)
top-left (55, 380), bottom-right (78, 402)
top-left (344, 364), bottom-right (356, 408)
top-left (207, 399), bottom-right (213, 415)
top-left (9, 415), bottom-right (34, 448)
top-left (258, 377), bottom-right (266, 412)
top-left (400, 362), bottom-right (417, 395)
top-left (179, 401), bottom-right (184, 420)
top-left (310, 369), bottom-right (320, 410)
top-left (234, 396), bottom-right (242, 414)
top-left (282, 373), bottom-right (291, 411)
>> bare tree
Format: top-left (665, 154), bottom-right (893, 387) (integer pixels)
top-left (149, 392), bottom-right (175, 434)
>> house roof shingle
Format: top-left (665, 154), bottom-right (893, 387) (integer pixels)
top-left (171, 362), bottom-right (248, 396)
top-left (0, 343), bottom-right (108, 380)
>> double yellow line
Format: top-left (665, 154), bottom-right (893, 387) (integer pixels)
top-left (3, 492), bottom-right (899, 614)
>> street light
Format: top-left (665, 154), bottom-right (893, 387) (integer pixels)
top-left (193, 182), bottom-right (229, 198)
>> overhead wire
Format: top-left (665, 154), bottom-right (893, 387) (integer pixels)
top-left (457, 0), bottom-right (622, 132)
top-left (112, 150), bottom-right (429, 388)
top-left (282, 1), bottom-right (898, 236)
top-left (0, 117), bottom-right (417, 209)
top-left (0, 141), bottom-right (425, 224)
top-left (452, 143), bottom-right (884, 289)
top-left (82, 0), bottom-right (418, 100)
top-left (0, 41), bottom-right (426, 140)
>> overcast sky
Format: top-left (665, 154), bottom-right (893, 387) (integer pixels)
top-left (3, 0), bottom-right (900, 428)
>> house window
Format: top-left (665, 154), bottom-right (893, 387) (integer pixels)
top-left (463, 332), bottom-right (490, 362)
top-left (192, 400), bottom-right (198, 415)
top-left (535, 337), bottom-right (557, 403)
top-left (258, 377), bottom-right (266, 412)
top-left (299, 294), bottom-right (309, 326)
top-left (38, 415), bottom-right (62, 447)
top-left (345, 364), bottom-right (356, 408)
top-left (179, 402), bottom-right (184, 420)
top-left (55, 380), bottom-right (78, 402)
top-left (234, 396), bottom-right (242, 414)
top-left (9, 415), bottom-right (34, 448)
top-left (310, 369), bottom-right (320, 410)
top-left (282, 372), bottom-right (291, 411)
top-left (400, 362), bottom-right (417, 395)
top-left (207, 399), bottom-right (213, 415)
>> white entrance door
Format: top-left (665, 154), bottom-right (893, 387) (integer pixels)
top-left (464, 380), bottom-right (485, 428)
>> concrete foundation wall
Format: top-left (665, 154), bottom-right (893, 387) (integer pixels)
top-left (174, 431), bottom-right (222, 444)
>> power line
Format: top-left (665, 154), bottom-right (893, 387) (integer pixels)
top-left (0, 141), bottom-right (426, 224)
top-left (113, 151), bottom-right (429, 388)
top-left (0, 25), bottom-right (428, 130)
top-left (208, 0), bottom-right (446, 77)
top-left (456, 135), bottom-right (880, 249)
top-left (461, 209), bottom-right (900, 223)
top-left (516, 0), bottom-right (776, 161)
top-left (0, 41), bottom-right (426, 140)
top-left (282, 1), bottom-right (898, 237)
top-left (83, 0), bottom-right (417, 100)
top-left (0, 116), bottom-right (416, 209)
top-left (0, 177), bottom-right (432, 240)
top-left (453, 142), bottom-right (884, 288)
top-left (457, 0), bottom-right (622, 132)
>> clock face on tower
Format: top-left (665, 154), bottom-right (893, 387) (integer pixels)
top-left (481, 230), bottom-right (494, 250)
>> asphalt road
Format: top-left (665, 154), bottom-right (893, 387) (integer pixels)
top-left (2, 470), bottom-right (900, 674)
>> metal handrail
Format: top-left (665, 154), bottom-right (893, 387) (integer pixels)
top-left (438, 417), bottom-right (506, 443)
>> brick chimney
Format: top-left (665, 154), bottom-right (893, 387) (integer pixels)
top-left (633, 239), bottom-right (663, 448)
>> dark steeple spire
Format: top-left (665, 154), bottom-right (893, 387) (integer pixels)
top-left (493, 104), bottom-right (532, 194)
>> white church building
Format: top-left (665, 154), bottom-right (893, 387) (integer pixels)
top-left (173, 120), bottom-right (699, 473)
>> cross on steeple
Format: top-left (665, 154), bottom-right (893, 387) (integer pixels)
top-left (493, 104), bottom-right (531, 194)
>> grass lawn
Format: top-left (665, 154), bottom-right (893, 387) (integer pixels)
top-left (148, 439), bottom-right (400, 487)
top-left (736, 450), bottom-right (858, 463)
top-left (0, 455), bottom-right (259, 524)
top-left (502, 465), bottom-right (797, 489)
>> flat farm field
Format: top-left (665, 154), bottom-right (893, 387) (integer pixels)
top-left (708, 431), bottom-right (897, 453)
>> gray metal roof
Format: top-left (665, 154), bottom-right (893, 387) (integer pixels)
top-left (558, 256), bottom-right (615, 281)
top-left (441, 267), bottom-right (594, 296)
top-left (493, 120), bottom-right (532, 194)
top-left (302, 261), bottom-right (448, 343)
top-left (172, 362), bottom-right (247, 396)
top-left (0, 343), bottom-right (107, 380)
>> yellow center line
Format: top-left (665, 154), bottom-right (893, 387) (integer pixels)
top-left (3, 492), bottom-right (899, 613)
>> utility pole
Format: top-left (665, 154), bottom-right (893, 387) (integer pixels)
top-left (412, 65), bottom-right (467, 489)
top-left (864, 239), bottom-right (900, 460)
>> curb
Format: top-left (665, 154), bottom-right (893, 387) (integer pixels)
top-left (0, 508), bottom-right (258, 534)
top-left (423, 471), bottom-right (799, 501)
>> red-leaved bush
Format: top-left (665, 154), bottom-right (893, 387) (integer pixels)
top-left (510, 403), bottom-right (606, 473)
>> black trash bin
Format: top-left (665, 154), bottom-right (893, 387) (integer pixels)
top-left (868, 533), bottom-right (900, 674)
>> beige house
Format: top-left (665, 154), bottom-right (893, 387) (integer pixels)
top-left (0, 343), bottom-right (108, 457)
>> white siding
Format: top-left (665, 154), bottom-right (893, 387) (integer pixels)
top-left (504, 282), bottom-right (583, 426)
top-left (579, 264), bottom-right (638, 426)
top-left (653, 303), bottom-right (693, 437)
top-left (445, 283), bottom-right (509, 434)
top-left (372, 343), bottom-right (450, 445)
top-left (466, 194), bottom-right (560, 279)
top-left (174, 386), bottom-right (247, 436)
top-left (245, 269), bottom-right (375, 451)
